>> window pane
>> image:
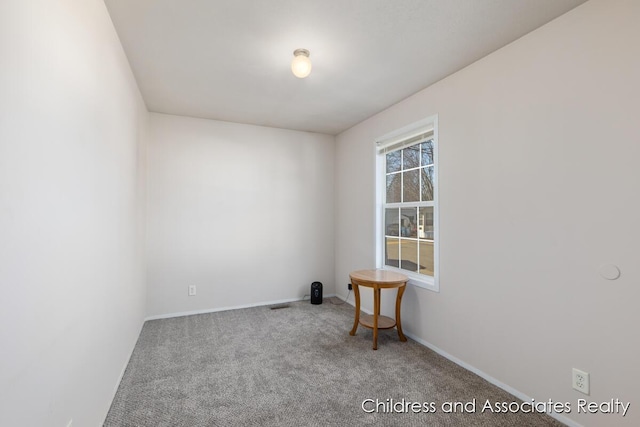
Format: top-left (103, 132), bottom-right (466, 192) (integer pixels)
top-left (386, 173), bottom-right (401, 203)
top-left (421, 140), bottom-right (434, 166)
top-left (419, 240), bottom-right (434, 276)
top-left (402, 145), bottom-right (420, 170)
top-left (400, 239), bottom-right (418, 272)
top-left (403, 169), bottom-right (420, 202)
top-left (385, 208), bottom-right (399, 236)
top-left (385, 238), bottom-right (400, 268)
top-left (421, 166), bottom-right (434, 202)
top-left (386, 150), bottom-right (401, 173)
top-left (400, 207), bottom-right (417, 238)
top-left (380, 124), bottom-right (436, 284)
top-left (418, 206), bottom-right (434, 240)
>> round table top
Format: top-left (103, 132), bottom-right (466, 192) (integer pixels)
top-left (349, 269), bottom-right (408, 287)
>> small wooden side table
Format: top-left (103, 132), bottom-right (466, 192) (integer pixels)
top-left (349, 269), bottom-right (408, 350)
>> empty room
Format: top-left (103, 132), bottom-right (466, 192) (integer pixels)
top-left (1, 0), bottom-right (638, 426)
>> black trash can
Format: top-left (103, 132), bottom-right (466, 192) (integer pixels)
top-left (310, 282), bottom-right (323, 305)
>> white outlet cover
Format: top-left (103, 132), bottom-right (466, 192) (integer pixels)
top-left (572, 368), bottom-right (590, 395)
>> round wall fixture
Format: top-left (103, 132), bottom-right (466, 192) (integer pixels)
top-left (291, 48), bottom-right (312, 78)
top-left (598, 264), bottom-right (621, 280)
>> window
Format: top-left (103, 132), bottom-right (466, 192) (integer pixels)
top-left (376, 116), bottom-right (438, 291)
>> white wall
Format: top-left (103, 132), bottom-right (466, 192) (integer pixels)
top-left (146, 113), bottom-right (335, 317)
top-left (0, 1), bottom-right (148, 426)
top-left (335, 0), bottom-right (639, 426)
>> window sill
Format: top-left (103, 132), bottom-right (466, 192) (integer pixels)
top-left (381, 266), bottom-right (439, 292)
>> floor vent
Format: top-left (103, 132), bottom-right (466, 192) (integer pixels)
top-left (270, 304), bottom-right (290, 310)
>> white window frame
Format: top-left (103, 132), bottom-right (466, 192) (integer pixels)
top-left (375, 115), bottom-right (439, 292)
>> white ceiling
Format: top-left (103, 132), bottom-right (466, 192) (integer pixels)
top-left (105, 0), bottom-right (587, 135)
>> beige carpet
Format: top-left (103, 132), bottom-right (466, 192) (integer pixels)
top-left (104, 298), bottom-right (564, 426)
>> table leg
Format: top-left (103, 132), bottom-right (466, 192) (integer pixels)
top-left (349, 283), bottom-right (360, 336)
top-left (373, 287), bottom-right (380, 350)
top-left (396, 284), bottom-right (407, 342)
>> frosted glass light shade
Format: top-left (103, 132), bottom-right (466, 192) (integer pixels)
top-left (291, 49), bottom-right (312, 78)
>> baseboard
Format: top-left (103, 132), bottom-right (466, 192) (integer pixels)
top-left (144, 294), bottom-right (337, 321)
top-left (341, 297), bottom-right (581, 427)
top-left (404, 332), bottom-right (581, 427)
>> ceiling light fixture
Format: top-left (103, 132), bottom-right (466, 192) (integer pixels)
top-left (291, 48), bottom-right (312, 78)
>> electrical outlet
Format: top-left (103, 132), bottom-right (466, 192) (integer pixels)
top-left (572, 368), bottom-right (590, 394)
top-left (347, 283), bottom-right (352, 290)
top-left (188, 285), bottom-right (197, 296)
